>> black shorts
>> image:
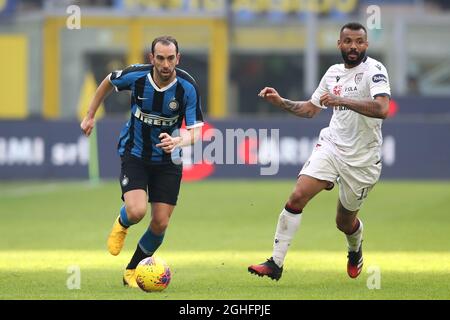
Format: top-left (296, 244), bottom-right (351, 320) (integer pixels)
top-left (119, 154), bottom-right (182, 205)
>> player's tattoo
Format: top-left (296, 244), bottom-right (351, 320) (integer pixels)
top-left (280, 99), bottom-right (315, 118)
top-left (342, 98), bottom-right (388, 119)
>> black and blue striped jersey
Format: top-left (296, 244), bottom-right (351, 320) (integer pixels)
top-left (109, 64), bottom-right (204, 164)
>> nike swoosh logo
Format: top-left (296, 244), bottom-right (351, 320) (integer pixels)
top-left (137, 96), bottom-right (148, 100)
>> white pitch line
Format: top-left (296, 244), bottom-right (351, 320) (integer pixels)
top-left (0, 182), bottom-right (100, 198)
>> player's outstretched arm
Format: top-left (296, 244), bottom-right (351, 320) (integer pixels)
top-left (80, 76), bottom-right (114, 136)
top-left (279, 99), bottom-right (322, 118)
top-left (258, 87), bottom-right (321, 118)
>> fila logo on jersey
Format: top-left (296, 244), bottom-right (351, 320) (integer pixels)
top-left (372, 74), bottom-right (387, 83)
top-left (345, 86), bottom-right (358, 92)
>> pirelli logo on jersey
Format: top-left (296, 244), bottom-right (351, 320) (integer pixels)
top-left (134, 108), bottom-right (179, 126)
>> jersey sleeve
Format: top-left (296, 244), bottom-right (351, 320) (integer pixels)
top-left (310, 69), bottom-right (330, 109)
top-left (368, 63), bottom-right (391, 99)
top-left (108, 64), bottom-right (144, 92)
top-left (184, 82), bottom-right (204, 129)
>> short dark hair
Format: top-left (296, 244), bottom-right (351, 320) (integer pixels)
top-left (151, 36), bottom-right (179, 54)
top-left (340, 22), bottom-right (367, 35)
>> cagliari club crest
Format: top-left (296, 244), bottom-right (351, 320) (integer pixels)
top-left (354, 73), bottom-right (364, 85)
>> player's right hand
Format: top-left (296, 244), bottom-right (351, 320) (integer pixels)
top-left (80, 116), bottom-right (95, 137)
top-left (258, 87), bottom-right (283, 107)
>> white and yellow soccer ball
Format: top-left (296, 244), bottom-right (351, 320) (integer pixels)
top-left (135, 256), bottom-right (171, 292)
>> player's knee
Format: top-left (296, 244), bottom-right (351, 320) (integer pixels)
top-left (151, 219), bottom-right (168, 234)
top-left (288, 189), bottom-right (308, 209)
top-left (125, 203), bottom-right (147, 223)
top-left (335, 218), bottom-right (354, 234)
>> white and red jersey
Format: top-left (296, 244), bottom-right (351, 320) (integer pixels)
top-left (310, 56), bottom-right (391, 167)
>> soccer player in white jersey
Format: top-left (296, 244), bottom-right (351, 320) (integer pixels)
top-left (248, 22), bottom-right (391, 281)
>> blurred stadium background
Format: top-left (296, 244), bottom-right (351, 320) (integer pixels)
top-left (1, 0), bottom-right (450, 180)
top-left (0, 0), bottom-right (449, 300)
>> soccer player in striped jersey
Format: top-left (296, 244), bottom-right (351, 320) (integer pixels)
top-left (80, 36), bottom-right (204, 287)
top-left (248, 22), bottom-right (391, 281)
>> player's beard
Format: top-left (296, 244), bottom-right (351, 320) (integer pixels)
top-left (156, 68), bottom-right (174, 82)
top-left (341, 49), bottom-right (366, 67)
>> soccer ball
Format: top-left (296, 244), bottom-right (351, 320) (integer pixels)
top-left (135, 256), bottom-right (171, 292)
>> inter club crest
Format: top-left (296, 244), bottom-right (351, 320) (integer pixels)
top-left (121, 175), bottom-right (129, 186)
top-left (333, 85), bottom-right (342, 96)
top-left (168, 99), bottom-right (179, 111)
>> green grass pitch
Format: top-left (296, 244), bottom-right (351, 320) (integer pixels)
top-left (0, 180), bottom-right (449, 300)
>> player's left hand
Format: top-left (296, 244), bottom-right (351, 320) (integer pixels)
top-left (320, 93), bottom-right (344, 107)
top-left (156, 133), bottom-right (181, 153)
